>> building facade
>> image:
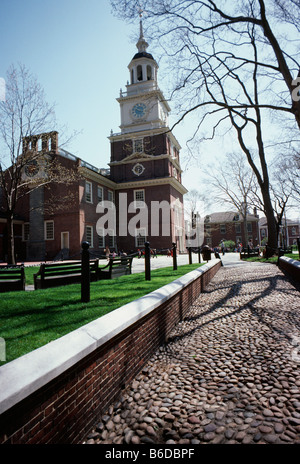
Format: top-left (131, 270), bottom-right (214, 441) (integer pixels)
top-left (203, 211), bottom-right (260, 249)
top-left (0, 23), bottom-right (187, 262)
top-left (259, 217), bottom-right (300, 247)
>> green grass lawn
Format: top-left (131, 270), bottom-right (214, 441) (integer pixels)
top-left (0, 263), bottom-right (203, 365)
top-left (242, 253), bottom-right (299, 263)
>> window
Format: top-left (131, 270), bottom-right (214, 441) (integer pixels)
top-left (292, 227), bottom-right (297, 236)
top-left (134, 189), bottom-right (145, 208)
top-left (133, 138), bottom-right (143, 153)
top-left (235, 223), bottom-right (241, 233)
top-left (107, 190), bottom-right (114, 205)
top-left (247, 222), bottom-right (252, 233)
top-left (45, 221), bottom-right (54, 240)
top-left (147, 65), bottom-right (152, 80)
top-left (108, 230), bottom-right (115, 248)
top-left (97, 186), bottom-right (103, 203)
top-left (261, 228), bottom-right (266, 238)
top-left (220, 224), bottom-right (226, 234)
top-left (86, 225), bottom-right (93, 248)
top-left (98, 228), bottom-right (105, 248)
top-left (23, 223), bottom-right (30, 241)
top-left (85, 181), bottom-right (92, 203)
top-left (135, 228), bottom-right (147, 247)
top-left (137, 65), bottom-right (143, 81)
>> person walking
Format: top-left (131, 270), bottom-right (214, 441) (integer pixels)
top-left (105, 245), bottom-right (110, 261)
top-left (221, 240), bottom-right (225, 256)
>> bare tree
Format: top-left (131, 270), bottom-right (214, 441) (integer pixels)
top-left (111, 0), bottom-right (300, 253)
top-left (277, 151), bottom-right (300, 203)
top-left (203, 152), bottom-right (257, 245)
top-left (0, 64), bottom-right (79, 264)
top-left (205, 151), bottom-right (296, 247)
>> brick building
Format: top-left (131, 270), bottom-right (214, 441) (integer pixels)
top-left (203, 211), bottom-right (260, 249)
top-left (259, 217), bottom-right (300, 247)
top-left (0, 23), bottom-right (187, 262)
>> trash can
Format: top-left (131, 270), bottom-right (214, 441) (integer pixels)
top-left (202, 245), bottom-right (212, 261)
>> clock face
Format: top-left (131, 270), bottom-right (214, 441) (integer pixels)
top-left (25, 159), bottom-right (39, 178)
top-left (131, 103), bottom-right (147, 119)
top-left (132, 163), bottom-right (145, 176)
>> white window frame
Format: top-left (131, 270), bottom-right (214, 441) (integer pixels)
top-left (85, 181), bottom-right (93, 203)
top-left (44, 220), bottom-right (54, 241)
top-left (97, 185), bottom-right (103, 204)
top-left (134, 189), bottom-right (145, 208)
top-left (86, 225), bottom-right (93, 248)
top-left (98, 227), bottom-right (105, 248)
top-left (135, 228), bottom-right (147, 247)
top-left (220, 224), bottom-right (226, 234)
top-left (107, 189), bottom-right (114, 206)
top-left (61, 231), bottom-right (70, 250)
top-left (133, 138), bottom-right (143, 153)
top-left (235, 223), bottom-right (241, 234)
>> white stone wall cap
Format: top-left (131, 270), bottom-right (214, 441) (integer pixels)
top-left (279, 256), bottom-right (300, 268)
top-left (0, 259), bottom-right (219, 415)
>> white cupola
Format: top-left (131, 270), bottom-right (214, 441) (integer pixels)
top-left (127, 20), bottom-right (158, 90)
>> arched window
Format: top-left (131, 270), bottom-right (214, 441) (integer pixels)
top-left (131, 69), bottom-right (134, 84)
top-left (137, 65), bottom-right (143, 81)
top-left (147, 65), bottom-right (152, 80)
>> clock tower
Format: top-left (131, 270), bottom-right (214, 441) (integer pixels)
top-left (108, 20), bottom-right (187, 252)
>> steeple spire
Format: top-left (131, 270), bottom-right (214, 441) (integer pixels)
top-left (136, 14), bottom-right (148, 53)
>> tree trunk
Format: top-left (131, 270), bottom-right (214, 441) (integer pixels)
top-left (6, 213), bottom-right (16, 265)
top-left (260, 187), bottom-right (278, 257)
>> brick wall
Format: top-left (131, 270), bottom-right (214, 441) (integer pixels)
top-left (0, 260), bottom-right (221, 444)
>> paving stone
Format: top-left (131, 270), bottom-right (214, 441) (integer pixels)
top-left (82, 261), bottom-right (300, 445)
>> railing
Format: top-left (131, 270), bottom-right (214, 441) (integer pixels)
top-left (119, 82), bottom-right (160, 98)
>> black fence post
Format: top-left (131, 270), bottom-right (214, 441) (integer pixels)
top-left (172, 242), bottom-right (177, 270)
top-left (188, 247), bottom-right (192, 264)
top-left (198, 247), bottom-right (201, 263)
top-left (145, 241), bottom-right (151, 281)
top-left (81, 241), bottom-right (90, 303)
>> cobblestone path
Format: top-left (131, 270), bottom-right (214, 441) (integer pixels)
top-left (83, 262), bottom-right (300, 445)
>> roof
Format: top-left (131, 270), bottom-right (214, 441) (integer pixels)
top-left (259, 216), bottom-right (300, 227)
top-left (205, 211), bottom-right (259, 223)
top-left (132, 51), bottom-right (155, 61)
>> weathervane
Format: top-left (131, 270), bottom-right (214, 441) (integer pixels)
top-left (136, 3), bottom-right (148, 52)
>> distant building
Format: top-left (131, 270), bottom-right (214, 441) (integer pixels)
top-left (259, 217), bottom-right (300, 247)
top-left (203, 211), bottom-right (260, 249)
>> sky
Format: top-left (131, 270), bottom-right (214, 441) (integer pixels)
top-left (0, 0), bottom-right (298, 220)
top-left (0, 0), bottom-right (209, 191)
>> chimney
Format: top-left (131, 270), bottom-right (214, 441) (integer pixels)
top-left (50, 131), bottom-right (59, 154)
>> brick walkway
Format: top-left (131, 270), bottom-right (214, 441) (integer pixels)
top-left (83, 259), bottom-right (300, 445)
